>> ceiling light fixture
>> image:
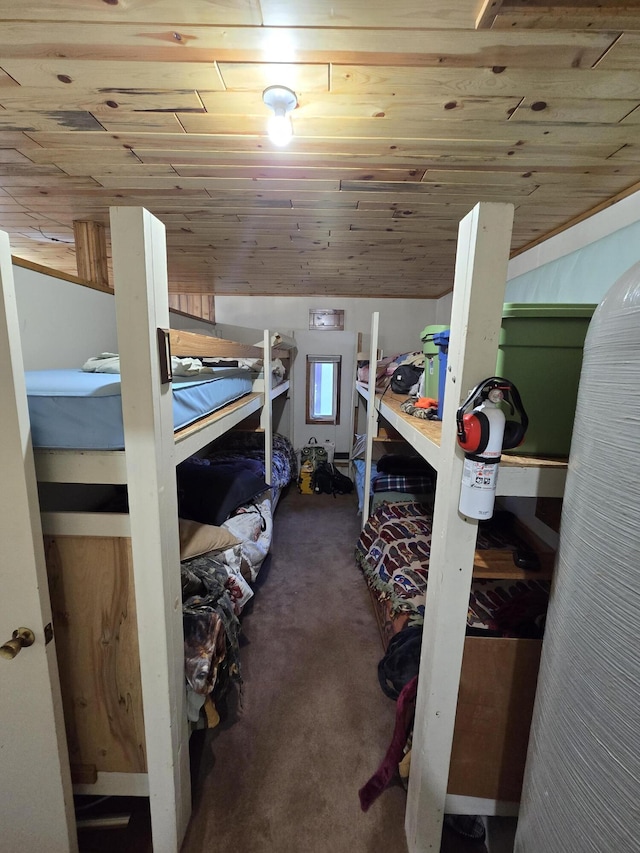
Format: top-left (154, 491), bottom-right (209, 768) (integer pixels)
top-left (262, 85), bottom-right (297, 147)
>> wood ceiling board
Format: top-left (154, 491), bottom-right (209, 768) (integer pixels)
top-left (283, 224), bottom-right (439, 237)
top-left (576, 142), bottom-right (640, 164)
top-left (519, 183), bottom-right (634, 200)
top-left (94, 176), bottom-right (342, 192)
top-left (134, 148), bottom-right (540, 168)
top-left (491, 8), bottom-right (640, 30)
top-left (0, 175), bottom-right (101, 188)
top-left (217, 63), bottom-right (329, 92)
top-left (172, 165), bottom-right (424, 181)
top-left (200, 190), bottom-right (596, 206)
top-left (507, 97), bottom-right (640, 124)
top-left (339, 179), bottom-right (536, 197)
top-left (331, 65), bottom-right (640, 101)
top-left (355, 96), bottom-right (519, 122)
top-left (12, 187), bottom-right (208, 200)
top-left (0, 1), bottom-right (262, 25)
top-left (186, 199), bottom-right (297, 211)
top-left (66, 165), bottom-right (180, 177)
top-left (356, 198), bottom-right (488, 211)
top-left (0, 148), bottom-right (35, 164)
top-left (21, 129), bottom-right (629, 155)
top-left (0, 68), bottom-right (18, 87)
top-left (180, 206), bottom-right (298, 218)
top-left (288, 199), bottom-right (360, 210)
top-left (0, 131), bottom-right (45, 149)
top-left (95, 113), bottom-right (188, 133)
top-left (0, 88), bottom-right (205, 112)
top-left (0, 7), bottom-right (639, 299)
top-left (259, 0), bottom-right (485, 29)
top-left (0, 23), bottom-right (616, 67)
top-left (189, 116), bottom-right (636, 148)
top-left (0, 209), bottom-right (39, 219)
top-left (25, 147), bottom-right (143, 165)
top-left (420, 168), bottom-right (636, 187)
top-left (0, 60), bottom-right (225, 91)
top-left (168, 115), bottom-right (279, 134)
top-left (198, 91), bottom-right (524, 121)
top-left (225, 209), bottom-right (399, 221)
top-left (0, 110), bottom-right (104, 132)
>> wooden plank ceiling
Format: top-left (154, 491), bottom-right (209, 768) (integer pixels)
top-left (1, 0), bottom-right (640, 298)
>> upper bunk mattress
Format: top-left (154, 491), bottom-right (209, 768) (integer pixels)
top-left (25, 368), bottom-right (255, 450)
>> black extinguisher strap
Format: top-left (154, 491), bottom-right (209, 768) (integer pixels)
top-left (464, 452), bottom-right (502, 464)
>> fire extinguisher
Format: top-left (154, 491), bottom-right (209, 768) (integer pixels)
top-left (456, 377), bottom-right (528, 520)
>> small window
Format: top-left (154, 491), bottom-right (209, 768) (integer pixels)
top-left (306, 355), bottom-right (341, 425)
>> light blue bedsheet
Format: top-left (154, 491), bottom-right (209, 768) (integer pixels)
top-left (25, 368), bottom-right (254, 449)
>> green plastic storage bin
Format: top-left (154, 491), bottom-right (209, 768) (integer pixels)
top-left (421, 324), bottom-right (449, 401)
top-left (496, 303), bottom-right (597, 457)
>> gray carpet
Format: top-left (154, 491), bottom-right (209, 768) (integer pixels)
top-left (182, 488), bottom-right (409, 853)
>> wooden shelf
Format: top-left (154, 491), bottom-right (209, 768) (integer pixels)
top-left (359, 384), bottom-right (568, 499)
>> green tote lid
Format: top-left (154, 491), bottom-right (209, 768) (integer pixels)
top-left (502, 303), bottom-right (597, 319)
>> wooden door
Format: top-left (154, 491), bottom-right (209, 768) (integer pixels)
top-left (0, 232), bottom-right (77, 851)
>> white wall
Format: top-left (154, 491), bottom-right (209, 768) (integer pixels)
top-left (14, 261), bottom-right (223, 369)
top-left (435, 291), bottom-right (453, 324)
top-left (505, 188), bottom-right (640, 304)
top-left (292, 329), bottom-right (357, 458)
top-left (168, 311), bottom-right (216, 334)
top-left (213, 295), bottom-right (437, 356)
top-left (214, 295), bottom-right (437, 455)
top-left (508, 188), bottom-right (640, 281)
top-left (14, 264), bottom-right (118, 369)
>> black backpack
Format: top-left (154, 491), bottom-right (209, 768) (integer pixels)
top-left (330, 466), bottom-right (354, 495)
top-left (378, 626), bottom-right (423, 700)
top-left (390, 364), bottom-right (423, 395)
top-left (312, 462), bottom-right (354, 496)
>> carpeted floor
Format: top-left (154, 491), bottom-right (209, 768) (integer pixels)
top-left (182, 488), bottom-right (410, 853)
top-left (76, 487), bottom-right (492, 853)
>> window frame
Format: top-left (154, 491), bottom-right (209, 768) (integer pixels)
top-left (305, 354), bottom-right (342, 425)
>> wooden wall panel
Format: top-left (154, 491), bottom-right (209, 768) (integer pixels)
top-left (169, 292), bottom-right (215, 320)
top-left (448, 637), bottom-right (542, 802)
top-left (44, 535), bottom-right (146, 775)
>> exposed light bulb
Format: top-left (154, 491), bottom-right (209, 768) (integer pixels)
top-left (262, 86), bottom-right (297, 148)
top-left (267, 113), bottom-right (293, 147)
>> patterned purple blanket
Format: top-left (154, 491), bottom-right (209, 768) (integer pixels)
top-left (356, 501), bottom-right (550, 636)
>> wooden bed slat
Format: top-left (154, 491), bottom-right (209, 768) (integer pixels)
top-left (169, 328), bottom-right (263, 359)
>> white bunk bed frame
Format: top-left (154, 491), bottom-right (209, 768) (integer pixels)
top-left (357, 203), bottom-right (568, 851)
top-left (1, 207), bottom-right (292, 853)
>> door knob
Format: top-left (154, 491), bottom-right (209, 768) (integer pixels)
top-left (0, 627), bottom-right (35, 660)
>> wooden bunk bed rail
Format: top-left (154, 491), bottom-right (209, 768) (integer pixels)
top-left (169, 328), bottom-right (262, 359)
top-left (168, 328), bottom-right (289, 361)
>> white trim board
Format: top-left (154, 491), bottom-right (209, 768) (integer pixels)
top-left (73, 772), bottom-right (149, 798)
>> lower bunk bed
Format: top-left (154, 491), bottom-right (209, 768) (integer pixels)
top-left (44, 430), bottom-right (297, 788)
top-left (176, 432), bottom-right (297, 725)
top-left (356, 496), bottom-right (554, 806)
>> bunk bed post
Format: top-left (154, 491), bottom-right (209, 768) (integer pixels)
top-left (260, 329), bottom-right (273, 486)
top-left (405, 203), bottom-right (515, 852)
top-left (361, 311), bottom-right (380, 529)
top-left (0, 231), bottom-right (78, 851)
top-left (109, 207), bottom-right (191, 853)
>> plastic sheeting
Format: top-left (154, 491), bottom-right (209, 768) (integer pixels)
top-left (515, 262), bottom-right (640, 851)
